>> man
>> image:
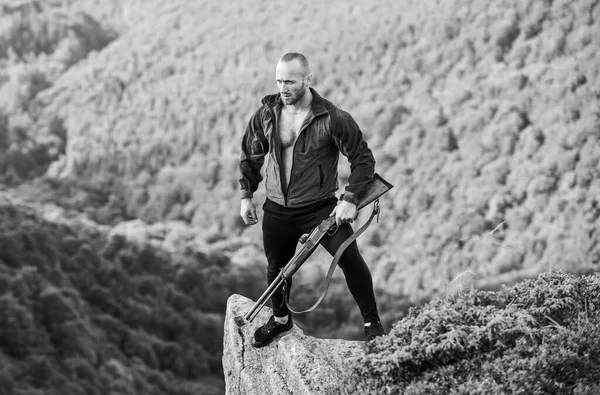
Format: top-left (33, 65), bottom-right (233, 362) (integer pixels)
top-left (239, 52), bottom-right (384, 348)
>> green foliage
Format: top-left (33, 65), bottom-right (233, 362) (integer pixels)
top-left (0, 1), bottom-right (118, 186)
top-left (0, 293), bottom-right (41, 358)
top-left (0, 203), bottom-right (228, 394)
top-left (348, 271), bottom-right (600, 394)
top-left (0, 1), bottom-right (117, 61)
top-left (0, 0), bottom-right (595, 317)
top-left (36, 286), bottom-right (79, 329)
top-left (1, 0), bottom-right (600, 392)
top-left (0, 367), bottom-right (15, 395)
top-left (0, 110), bottom-right (8, 150)
top-left (2, 0), bottom-right (598, 315)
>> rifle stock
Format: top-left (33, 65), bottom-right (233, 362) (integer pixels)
top-left (356, 174), bottom-right (394, 211)
top-left (243, 173), bottom-right (393, 323)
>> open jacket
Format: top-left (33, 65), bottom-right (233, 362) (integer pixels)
top-left (239, 88), bottom-right (375, 208)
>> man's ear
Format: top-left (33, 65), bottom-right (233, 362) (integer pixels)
top-left (305, 73), bottom-right (313, 86)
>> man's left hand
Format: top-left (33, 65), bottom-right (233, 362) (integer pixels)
top-left (330, 200), bottom-right (357, 226)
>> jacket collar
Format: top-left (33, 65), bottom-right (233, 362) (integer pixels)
top-left (262, 88), bottom-right (328, 118)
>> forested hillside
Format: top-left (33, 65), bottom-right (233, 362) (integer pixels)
top-left (0, 197), bottom-right (259, 394)
top-left (0, 0), bottom-right (599, 392)
top-left (2, 0), bottom-right (598, 298)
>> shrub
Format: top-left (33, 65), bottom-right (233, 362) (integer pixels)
top-left (23, 355), bottom-right (54, 387)
top-left (165, 286), bottom-right (193, 312)
top-left (0, 367), bottom-right (15, 395)
top-left (0, 294), bottom-right (40, 358)
top-left (122, 331), bottom-right (159, 369)
top-left (152, 340), bottom-right (182, 373)
top-left (348, 271), bottom-right (600, 394)
top-left (0, 111), bottom-right (9, 151)
top-left (18, 68), bottom-right (52, 102)
top-left (36, 286), bottom-right (79, 331)
top-left (135, 275), bottom-right (160, 298)
top-left (144, 370), bottom-right (169, 393)
top-left (64, 357), bottom-right (97, 383)
top-left (50, 320), bottom-right (93, 359)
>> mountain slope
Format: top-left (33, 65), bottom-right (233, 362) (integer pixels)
top-left (0, 0), bottom-right (599, 344)
top-left (0, 194), bottom-right (254, 394)
top-left (1, 0), bottom-right (599, 392)
top-left (27, 0), bottom-right (600, 294)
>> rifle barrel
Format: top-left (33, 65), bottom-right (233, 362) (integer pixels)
top-left (244, 274), bottom-right (285, 322)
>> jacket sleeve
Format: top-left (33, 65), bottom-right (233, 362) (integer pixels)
top-left (239, 108), bottom-right (269, 199)
top-left (330, 109), bottom-right (376, 205)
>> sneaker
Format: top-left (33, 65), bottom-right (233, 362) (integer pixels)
top-left (253, 315), bottom-right (293, 348)
top-left (364, 321), bottom-right (385, 341)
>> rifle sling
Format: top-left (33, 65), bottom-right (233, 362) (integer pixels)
top-left (284, 201), bottom-right (380, 315)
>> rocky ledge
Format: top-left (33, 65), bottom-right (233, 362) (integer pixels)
top-left (222, 294), bottom-right (365, 395)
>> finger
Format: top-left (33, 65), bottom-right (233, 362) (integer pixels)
top-left (329, 206), bottom-right (337, 217)
top-left (242, 210), bottom-right (255, 225)
top-left (340, 216), bottom-right (353, 224)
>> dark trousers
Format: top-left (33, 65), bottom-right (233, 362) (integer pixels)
top-left (262, 198), bottom-right (380, 323)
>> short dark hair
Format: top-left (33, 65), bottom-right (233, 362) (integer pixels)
top-left (279, 52), bottom-right (310, 76)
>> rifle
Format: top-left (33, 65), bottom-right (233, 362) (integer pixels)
top-left (243, 173), bottom-right (393, 323)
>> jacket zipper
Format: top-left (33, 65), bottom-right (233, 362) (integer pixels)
top-left (284, 114), bottom-right (313, 206)
top-left (318, 164), bottom-right (324, 187)
top-left (270, 107), bottom-right (288, 206)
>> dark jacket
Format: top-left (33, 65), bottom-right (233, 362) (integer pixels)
top-left (239, 88), bottom-right (375, 208)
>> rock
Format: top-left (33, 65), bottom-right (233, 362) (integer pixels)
top-left (222, 294), bottom-right (364, 395)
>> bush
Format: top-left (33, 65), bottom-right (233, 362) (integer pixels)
top-left (135, 275), bottom-right (160, 298)
top-left (0, 294), bottom-right (40, 358)
top-left (23, 355), bottom-right (54, 387)
top-left (348, 271), bottom-right (600, 394)
top-left (64, 357), bottom-right (97, 383)
top-left (36, 286), bottom-right (79, 331)
top-left (152, 340), bottom-right (181, 373)
top-left (0, 367), bottom-right (15, 395)
top-left (122, 331), bottom-right (159, 369)
top-left (50, 320), bottom-right (94, 359)
top-left (0, 111), bottom-right (9, 151)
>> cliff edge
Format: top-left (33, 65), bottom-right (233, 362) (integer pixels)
top-left (222, 294), bottom-right (364, 395)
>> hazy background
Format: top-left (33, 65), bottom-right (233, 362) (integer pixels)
top-left (0, 0), bottom-right (598, 393)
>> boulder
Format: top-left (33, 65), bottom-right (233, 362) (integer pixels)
top-left (222, 294), bottom-right (365, 395)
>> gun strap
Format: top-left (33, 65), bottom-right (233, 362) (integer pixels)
top-left (285, 200), bottom-right (380, 315)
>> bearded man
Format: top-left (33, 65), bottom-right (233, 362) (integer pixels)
top-left (239, 52), bottom-right (384, 348)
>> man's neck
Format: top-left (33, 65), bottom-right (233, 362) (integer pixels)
top-left (285, 89), bottom-right (313, 113)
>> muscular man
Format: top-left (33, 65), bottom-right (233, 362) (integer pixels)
top-left (239, 52), bottom-right (384, 348)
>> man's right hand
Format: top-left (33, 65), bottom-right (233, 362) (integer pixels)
top-left (240, 198), bottom-right (258, 225)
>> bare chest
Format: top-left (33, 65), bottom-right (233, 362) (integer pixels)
top-left (278, 110), bottom-right (308, 149)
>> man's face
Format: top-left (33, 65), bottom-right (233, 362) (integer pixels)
top-left (275, 60), bottom-right (309, 105)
